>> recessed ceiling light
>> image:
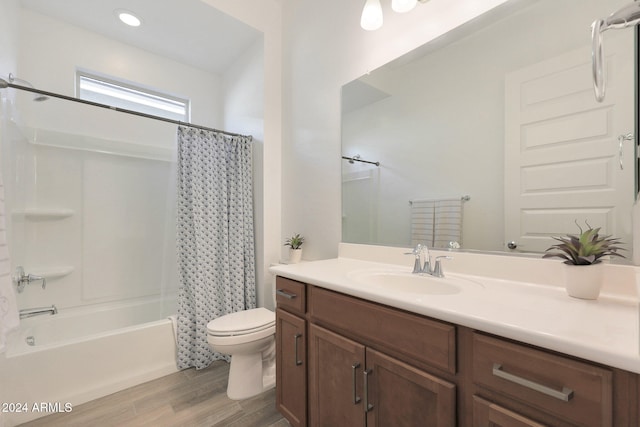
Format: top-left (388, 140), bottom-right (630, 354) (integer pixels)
top-left (115, 9), bottom-right (142, 27)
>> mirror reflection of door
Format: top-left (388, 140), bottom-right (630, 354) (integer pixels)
top-left (504, 31), bottom-right (634, 253)
top-left (342, 169), bottom-right (379, 244)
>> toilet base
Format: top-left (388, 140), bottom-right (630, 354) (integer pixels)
top-left (226, 352), bottom-right (275, 400)
top-left (207, 313), bottom-right (276, 401)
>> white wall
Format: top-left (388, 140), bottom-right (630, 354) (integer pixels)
top-left (0, 0), bottom-right (20, 220)
top-left (204, 0), bottom-right (283, 308)
top-left (199, 1), bottom-right (507, 263)
top-left (0, 0), bottom-right (19, 84)
top-left (0, 2), bottom-right (278, 312)
top-left (280, 0), bottom-right (512, 260)
top-left (209, 0), bottom-right (640, 269)
top-left (8, 0), bottom-right (637, 313)
top-left (5, 8), bottom-right (227, 311)
top-left (12, 0), bottom-right (511, 308)
top-left (16, 8), bottom-right (222, 148)
top-left (0, 0), bottom-right (21, 265)
top-left (8, 11), bottom-right (186, 310)
top-left (223, 39), bottom-right (267, 306)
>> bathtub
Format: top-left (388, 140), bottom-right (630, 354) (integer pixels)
top-left (0, 297), bottom-right (178, 426)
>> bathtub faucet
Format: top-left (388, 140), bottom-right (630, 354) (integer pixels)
top-left (19, 305), bottom-right (58, 319)
top-left (13, 266), bottom-right (46, 293)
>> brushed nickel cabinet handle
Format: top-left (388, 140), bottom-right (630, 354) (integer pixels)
top-left (294, 333), bottom-right (303, 366)
top-left (492, 363), bottom-right (574, 402)
top-left (352, 362), bottom-right (361, 404)
top-left (276, 289), bottom-right (297, 299)
top-left (363, 369), bottom-right (374, 412)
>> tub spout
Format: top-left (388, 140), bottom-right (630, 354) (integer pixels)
top-left (19, 305), bottom-right (58, 319)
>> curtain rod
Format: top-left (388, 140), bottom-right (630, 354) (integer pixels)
top-left (342, 154), bottom-right (380, 166)
top-left (0, 81), bottom-right (249, 138)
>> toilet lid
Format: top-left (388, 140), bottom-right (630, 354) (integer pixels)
top-left (207, 307), bottom-right (275, 336)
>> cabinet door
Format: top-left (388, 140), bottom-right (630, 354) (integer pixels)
top-left (276, 308), bottom-right (307, 427)
top-left (472, 396), bottom-right (546, 427)
top-left (365, 348), bottom-right (456, 427)
top-left (308, 324), bottom-right (366, 427)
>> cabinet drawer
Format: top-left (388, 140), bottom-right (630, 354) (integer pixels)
top-left (276, 277), bottom-right (306, 315)
top-left (309, 286), bottom-right (456, 374)
top-left (473, 396), bottom-right (545, 427)
top-left (473, 333), bottom-right (612, 427)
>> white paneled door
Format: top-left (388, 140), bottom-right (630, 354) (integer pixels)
top-left (504, 31), bottom-right (635, 253)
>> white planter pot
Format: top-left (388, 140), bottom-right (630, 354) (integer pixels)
top-left (288, 248), bottom-right (302, 264)
top-left (563, 263), bottom-right (604, 300)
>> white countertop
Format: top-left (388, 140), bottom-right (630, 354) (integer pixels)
top-left (270, 253), bottom-right (640, 374)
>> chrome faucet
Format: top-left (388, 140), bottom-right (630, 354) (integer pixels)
top-left (431, 256), bottom-right (453, 278)
top-left (421, 245), bottom-right (432, 275)
top-left (406, 244), bottom-right (453, 277)
top-left (13, 266), bottom-right (46, 293)
top-left (19, 305), bottom-right (57, 319)
top-left (406, 244), bottom-right (424, 273)
top-left (406, 243), bottom-right (431, 274)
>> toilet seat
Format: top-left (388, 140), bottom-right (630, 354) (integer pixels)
top-left (207, 307), bottom-right (275, 337)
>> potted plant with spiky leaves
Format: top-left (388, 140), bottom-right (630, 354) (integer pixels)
top-left (543, 222), bottom-right (624, 299)
top-left (284, 233), bottom-right (305, 264)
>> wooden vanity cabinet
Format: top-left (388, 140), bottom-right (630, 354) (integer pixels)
top-left (275, 277), bottom-right (307, 427)
top-left (307, 284), bottom-right (457, 426)
top-left (308, 323), bottom-right (456, 426)
top-left (308, 285), bottom-right (456, 375)
top-left (275, 276), bottom-right (640, 427)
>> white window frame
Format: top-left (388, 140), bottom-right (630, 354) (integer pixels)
top-left (76, 70), bottom-right (190, 122)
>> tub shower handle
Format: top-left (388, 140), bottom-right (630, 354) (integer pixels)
top-left (29, 273), bottom-right (46, 288)
top-left (13, 266), bottom-right (46, 293)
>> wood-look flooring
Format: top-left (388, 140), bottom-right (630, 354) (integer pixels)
top-left (19, 361), bottom-right (287, 427)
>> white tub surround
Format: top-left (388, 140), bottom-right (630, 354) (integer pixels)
top-left (0, 298), bottom-right (178, 426)
top-left (269, 243), bottom-right (640, 374)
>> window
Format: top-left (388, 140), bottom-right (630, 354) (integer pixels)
top-left (76, 70), bottom-right (190, 122)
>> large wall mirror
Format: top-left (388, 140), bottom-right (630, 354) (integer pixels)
top-left (341, 0), bottom-right (637, 263)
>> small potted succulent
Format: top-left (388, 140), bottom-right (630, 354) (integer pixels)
top-left (284, 233), bottom-right (305, 264)
top-left (543, 223), bottom-right (624, 299)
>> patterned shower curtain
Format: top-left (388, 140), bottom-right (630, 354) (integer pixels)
top-left (175, 126), bottom-right (256, 370)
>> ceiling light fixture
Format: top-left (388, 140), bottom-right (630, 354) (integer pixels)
top-left (115, 9), bottom-right (142, 27)
top-left (361, 0), bottom-right (429, 31)
top-left (361, 0), bottom-right (384, 31)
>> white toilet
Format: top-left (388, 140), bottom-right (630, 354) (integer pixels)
top-left (206, 307), bottom-right (276, 400)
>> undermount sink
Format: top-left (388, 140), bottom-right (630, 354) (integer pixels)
top-left (347, 269), bottom-right (484, 295)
